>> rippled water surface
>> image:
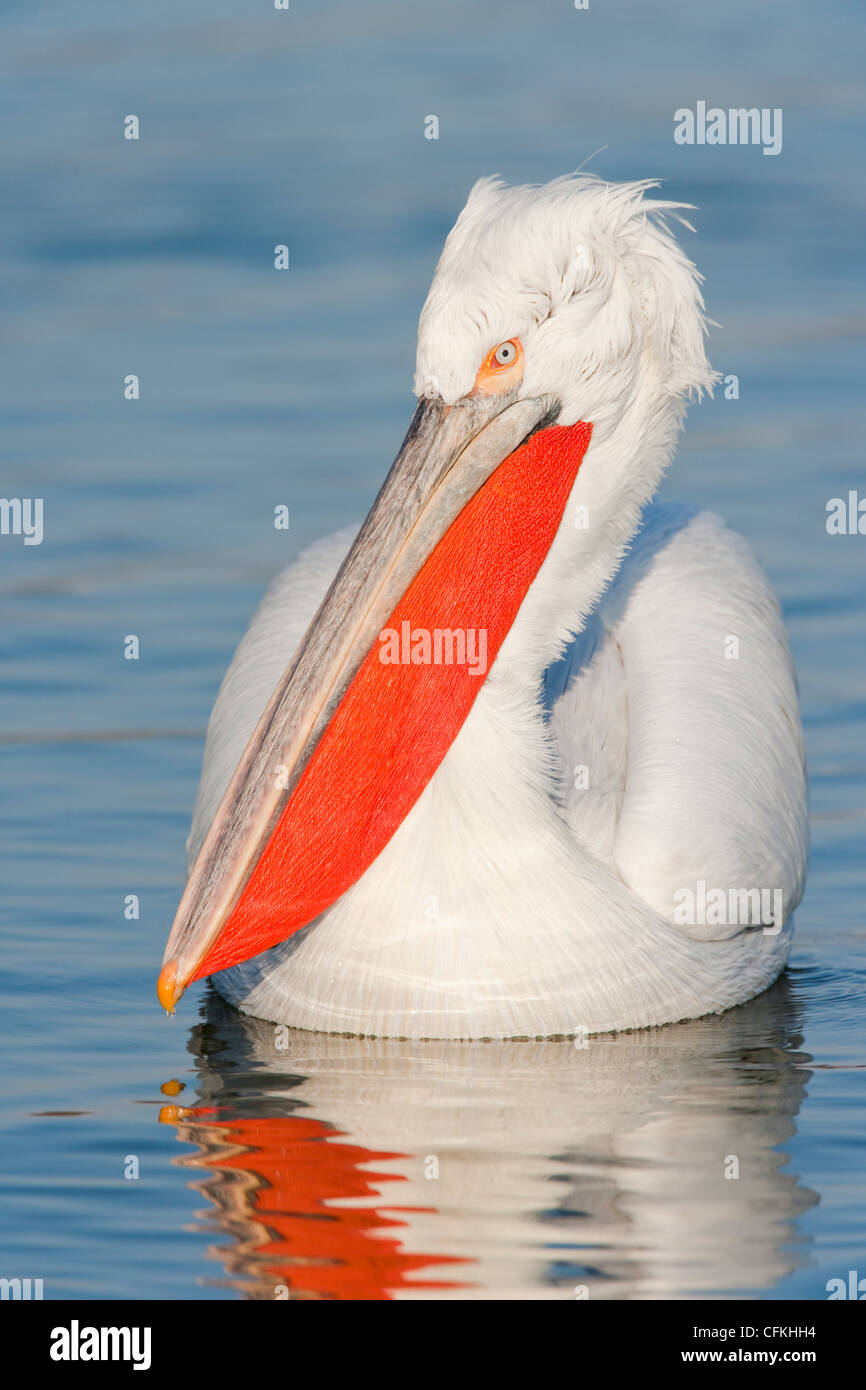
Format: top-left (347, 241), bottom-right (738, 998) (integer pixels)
top-left (1, 0), bottom-right (864, 1299)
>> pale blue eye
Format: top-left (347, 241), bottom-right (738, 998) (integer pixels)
top-left (494, 340), bottom-right (517, 366)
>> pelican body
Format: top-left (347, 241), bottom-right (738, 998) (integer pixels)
top-left (159, 174), bottom-right (808, 1038)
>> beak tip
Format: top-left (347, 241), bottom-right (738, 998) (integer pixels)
top-left (157, 958), bottom-right (184, 1014)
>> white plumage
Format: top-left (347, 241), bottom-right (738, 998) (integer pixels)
top-left (186, 174), bottom-right (808, 1038)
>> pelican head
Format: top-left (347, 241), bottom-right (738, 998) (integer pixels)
top-left (416, 174), bottom-right (714, 432)
top-left (159, 172), bottom-right (716, 1012)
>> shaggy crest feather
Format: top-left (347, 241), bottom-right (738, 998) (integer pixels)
top-left (415, 173), bottom-right (717, 421)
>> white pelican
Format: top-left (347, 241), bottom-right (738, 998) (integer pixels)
top-left (159, 173), bottom-right (808, 1039)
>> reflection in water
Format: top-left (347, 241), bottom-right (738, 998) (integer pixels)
top-left (163, 1109), bottom-right (469, 1299)
top-left (161, 981), bottom-right (818, 1300)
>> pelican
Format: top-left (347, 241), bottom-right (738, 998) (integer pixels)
top-left (158, 173), bottom-right (808, 1039)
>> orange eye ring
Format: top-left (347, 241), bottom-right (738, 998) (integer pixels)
top-left (473, 338), bottom-right (524, 394)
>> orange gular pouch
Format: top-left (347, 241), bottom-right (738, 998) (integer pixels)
top-left (194, 419), bottom-right (592, 980)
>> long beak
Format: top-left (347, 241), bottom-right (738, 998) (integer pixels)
top-left (159, 390), bottom-right (589, 1012)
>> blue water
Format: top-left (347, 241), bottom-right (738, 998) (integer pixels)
top-left (1, 0), bottom-right (864, 1299)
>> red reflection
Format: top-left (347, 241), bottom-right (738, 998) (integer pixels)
top-left (162, 1106), bottom-right (471, 1300)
